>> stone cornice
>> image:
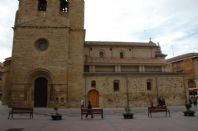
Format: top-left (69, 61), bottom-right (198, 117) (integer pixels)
top-left (13, 26), bottom-right (85, 31)
top-left (84, 72), bottom-right (186, 77)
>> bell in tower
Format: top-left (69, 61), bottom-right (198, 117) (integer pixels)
top-left (60, 0), bottom-right (69, 12)
top-left (38, 0), bottom-right (47, 11)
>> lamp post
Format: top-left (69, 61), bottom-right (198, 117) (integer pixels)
top-left (123, 77), bottom-right (133, 119)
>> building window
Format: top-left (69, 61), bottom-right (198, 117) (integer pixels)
top-left (113, 80), bottom-right (120, 92)
top-left (38, 0), bottom-right (47, 11)
top-left (91, 80), bottom-right (96, 88)
top-left (147, 79), bottom-right (152, 91)
top-left (35, 39), bottom-right (49, 51)
top-left (60, 0), bottom-right (69, 12)
top-left (99, 50), bottom-right (105, 58)
top-left (120, 52), bottom-right (124, 58)
top-left (84, 65), bottom-right (89, 72)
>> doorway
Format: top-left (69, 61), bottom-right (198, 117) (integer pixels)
top-left (88, 90), bottom-right (99, 107)
top-left (34, 77), bottom-right (48, 107)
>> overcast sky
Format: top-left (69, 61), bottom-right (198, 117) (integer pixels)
top-left (0, 0), bottom-right (198, 62)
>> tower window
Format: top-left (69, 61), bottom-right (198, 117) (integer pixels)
top-left (113, 80), bottom-right (120, 92)
top-left (60, 0), bottom-right (69, 12)
top-left (38, 0), bottom-right (47, 11)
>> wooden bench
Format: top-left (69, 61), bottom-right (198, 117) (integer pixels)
top-left (148, 106), bottom-right (170, 117)
top-left (81, 108), bottom-right (103, 119)
top-left (8, 107), bottom-right (34, 119)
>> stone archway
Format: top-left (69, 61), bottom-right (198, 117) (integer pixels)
top-left (25, 68), bottom-right (53, 107)
top-left (88, 90), bottom-right (99, 107)
top-left (34, 77), bottom-right (48, 107)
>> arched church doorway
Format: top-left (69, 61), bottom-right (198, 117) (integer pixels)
top-left (34, 77), bottom-right (48, 107)
top-left (88, 90), bottom-right (99, 107)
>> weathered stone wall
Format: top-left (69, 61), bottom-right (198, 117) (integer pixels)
top-left (17, 0), bottom-right (84, 29)
top-left (193, 59), bottom-right (198, 86)
top-left (0, 63), bottom-right (3, 97)
top-left (0, 80), bottom-right (2, 100)
top-left (2, 59), bottom-right (11, 104)
top-left (67, 29), bottom-right (84, 107)
top-left (167, 55), bottom-right (198, 90)
top-left (0, 74), bottom-right (2, 95)
top-left (157, 76), bottom-right (186, 106)
top-left (3, 0), bottom-right (85, 107)
top-left (84, 74), bottom-right (186, 108)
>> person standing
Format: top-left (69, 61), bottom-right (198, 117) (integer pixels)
top-left (193, 96), bottom-right (197, 107)
top-left (80, 99), bottom-right (84, 108)
top-left (86, 101), bottom-right (93, 118)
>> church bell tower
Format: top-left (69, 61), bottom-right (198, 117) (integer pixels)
top-left (3, 0), bottom-right (85, 107)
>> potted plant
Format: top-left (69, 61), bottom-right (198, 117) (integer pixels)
top-left (183, 102), bottom-right (195, 116)
top-left (51, 107), bottom-right (62, 120)
top-left (123, 107), bottom-right (133, 119)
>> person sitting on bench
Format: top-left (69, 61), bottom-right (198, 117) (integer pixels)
top-left (157, 97), bottom-right (166, 107)
top-left (86, 101), bottom-right (93, 118)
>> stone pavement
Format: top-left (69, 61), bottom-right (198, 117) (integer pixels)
top-left (0, 104), bottom-right (198, 131)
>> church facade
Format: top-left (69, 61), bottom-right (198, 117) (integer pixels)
top-left (3, 0), bottom-right (187, 108)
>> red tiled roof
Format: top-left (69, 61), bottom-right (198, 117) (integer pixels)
top-left (167, 52), bottom-right (198, 62)
top-left (85, 57), bottom-right (166, 65)
top-left (85, 41), bottom-right (157, 47)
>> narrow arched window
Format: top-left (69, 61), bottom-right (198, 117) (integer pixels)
top-left (60, 0), bottom-right (69, 12)
top-left (113, 80), bottom-right (120, 92)
top-left (38, 0), bottom-right (47, 11)
top-left (120, 52), bottom-right (124, 58)
top-left (99, 50), bottom-right (105, 58)
top-left (147, 79), bottom-right (152, 91)
top-left (91, 80), bottom-right (96, 88)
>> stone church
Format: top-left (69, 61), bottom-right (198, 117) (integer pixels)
top-left (2, 0), bottom-right (187, 108)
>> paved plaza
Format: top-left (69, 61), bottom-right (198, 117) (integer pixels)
top-left (0, 103), bottom-right (198, 131)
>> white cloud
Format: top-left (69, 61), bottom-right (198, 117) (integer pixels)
top-left (0, 0), bottom-right (198, 61)
top-left (0, 1), bottom-right (17, 62)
